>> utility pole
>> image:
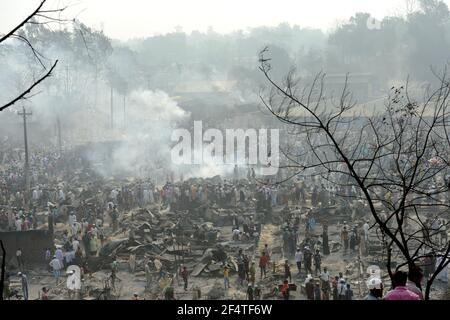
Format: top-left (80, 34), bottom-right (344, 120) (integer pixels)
top-left (65, 65), bottom-right (69, 94)
top-left (110, 86), bottom-right (114, 129)
top-left (18, 106), bottom-right (32, 204)
top-left (57, 115), bottom-right (62, 155)
top-left (123, 94), bottom-right (126, 129)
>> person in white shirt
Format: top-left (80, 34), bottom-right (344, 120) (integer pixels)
top-left (55, 247), bottom-right (64, 267)
top-left (15, 217), bottom-right (22, 231)
top-left (71, 222), bottom-right (81, 236)
top-left (68, 212), bottom-right (77, 226)
top-left (337, 278), bottom-right (347, 300)
top-left (49, 256), bottom-right (63, 284)
top-left (66, 270), bottom-right (81, 299)
top-left (363, 220), bottom-right (370, 242)
top-left (32, 187), bottom-right (40, 202)
top-left (64, 251), bottom-right (75, 265)
top-left (110, 189), bottom-right (118, 203)
top-left (58, 189), bottom-right (65, 203)
top-left (232, 228), bottom-right (240, 241)
top-left (72, 238), bottom-right (80, 252)
top-left (320, 267), bottom-right (330, 282)
top-left (16, 248), bottom-right (23, 270)
top-left (295, 248), bottom-right (303, 274)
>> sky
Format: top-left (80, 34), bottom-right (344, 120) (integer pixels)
top-left (0, 0), bottom-right (447, 40)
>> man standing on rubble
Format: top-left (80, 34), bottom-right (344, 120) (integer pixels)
top-left (49, 255), bottom-right (63, 284)
top-left (180, 266), bottom-right (189, 291)
top-left (313, 249), bottom-right (321, 276)
top-left (223, 266), bottom-right (230, 290)
top-left (341, 226), bottom-right (349, 254)
top-left (295, 248), bottom-right (303, 275)
top-left (363, 220), bottom-right (370, 243)
top-left (259, 251), bottom-right (269, 279)
top-left (237, 249), bottom-right (246, 286)
top-left (111, 206), bottom-right (119, 232)
top-left (55, 246), bottom-right (64, 268)
top-left (322, 222), bottom-right (330, 255)
top-left (243, 254), bottom-right (250, 280)
top-left (320, 267), bottom-right (331, 300)
top-left (284, 260), bottom-right (292, 283)
top-left (67, 270), bottom-right (81, 300)
top-left (263, 244), bottom-right (270, 261)
top-left (337, 277), bottom-right (347, 300)
top-left (16, 248), bottom-right (24, 270)
top-left (18, 272), bottom-right (29, 300)
top-left (249, 262), bottom-right (256, 286)
top-left (305, 276), bottom-right (314, 300)
top-left (145, 260), bottom-right (152, 291)
top-left (366, 277), bottom-right (383, 300)
top-left (303, 246), bottom-right (313, 275)
top-left (246, 284), bottom-right (254, 300)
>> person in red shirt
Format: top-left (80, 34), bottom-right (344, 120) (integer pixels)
top-left (383, 271), bottom-right (420, 300)
top-left (259, 251), bottom-right (268, 279)
top-left (280, 280), bottom-right (290, 300)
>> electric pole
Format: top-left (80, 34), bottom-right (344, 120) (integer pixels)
top-left (18, 106), bottom-right (32, 204)
top-left (57, 115), bottom-right (62, 155)
top-left (110, 86), bottom-right (114, 129)
top-left (123, 93), bottom-right (126, 129)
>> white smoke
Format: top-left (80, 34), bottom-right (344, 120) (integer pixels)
top-left (96, 89), bottom-right (190, 181)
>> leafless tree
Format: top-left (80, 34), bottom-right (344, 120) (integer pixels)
top-left (0, 241), bottom-right (5, 300)
top-left (0, 0), bottom-right (69, 111)
top-left (0, 0), bottom-right (68, 299)
top-left (259, 46), bottom-right (450, 299)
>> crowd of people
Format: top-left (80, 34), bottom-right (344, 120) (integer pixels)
top-left (1, 143), bottom-right (449, 301)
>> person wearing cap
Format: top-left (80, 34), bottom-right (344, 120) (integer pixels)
top-left (67, 270), bottom-right (81, 299)
top-left (18, 272), bottom-right (28, 300)
top-left (337, 277), bottom-right (347, 300)
top-left (366, 277), bottom-right (383, 300)
top-left (383, 271), bottom-right (420, 300)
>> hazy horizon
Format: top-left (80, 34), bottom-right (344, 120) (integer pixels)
top-left (0, 0), bottom-right (437, 40)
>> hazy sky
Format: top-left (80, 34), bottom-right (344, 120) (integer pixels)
top-left (1, 0), bottom-right (447, 40)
